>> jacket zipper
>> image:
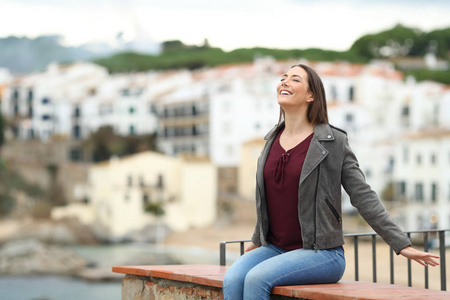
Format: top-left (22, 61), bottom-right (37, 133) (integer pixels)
top-left (325, 198), bottom-right (342, 224)
top-left (312, 165), bottom-right (320, 253)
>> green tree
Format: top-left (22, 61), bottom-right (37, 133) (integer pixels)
top-left (425, 28), bottom-right (450, 59)
top-left (350, 24), bottom-right (425, 58)
top-left (83, 126), bottom-right (158, 162)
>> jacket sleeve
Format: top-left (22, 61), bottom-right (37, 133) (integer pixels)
top-left (251, 222), bottom-right (262, 246)
top-left (251, 182), bottom-right (263, 246)
top-left (341, 137), bottom-right (411, 254)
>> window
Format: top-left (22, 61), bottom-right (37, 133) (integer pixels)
top-left (349, 86), bottom-right (354, 102)
top-left (28, 89), bottom-right (33, 101)
top-left (415, 183), bottom-right (424, 202)
top-left (345, 113), bottom-right (354, 124)
top-left (12, 88), bottom-right (19, 100)
top-left (431, 183), bottom-right (438, 203)
top-left (142, 194), bottom-right (149, 205)
top-left (403, 146), bottom-right (409, 163)
top-left (401, 105), bottom-right (410, 127)
top-left (42, 114), bottom-right (51, 121)
top-left (398, 181), bottom-right (406, 196)
top-left (129, 125), bottom-right (135, 135)
top-left (330, 85), bottom-right (337, 100)
top-left (42, 98), bottom-right (50, 104)
top-left (69, 147), bottom-right (82, 161)
top-left (72, 125), bottom-right (81, 139)
top-left (74, 106), bottom-right (81, 118)
top-left (127, 175), bottom-right (133, 187)
top-left (431, 154), bottom-right (437, 165)
top-left (401, 105), bottom-right (410, 117)
top-left (157, 174), bottom-right (164, 189)
top-left (416, 154), bottom-right (422, 165)
top-left (129, 107), bottom-right (135, 114)
top-left (149, 104), bottom-right (157, 114)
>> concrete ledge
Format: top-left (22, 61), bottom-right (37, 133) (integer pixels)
top-left (112, 264), bottom-right (450, 300)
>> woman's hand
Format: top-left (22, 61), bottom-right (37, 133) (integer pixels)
top-left (399, 246), bottom-right (440, 267)
top-left (245, 242), bottom-right (259, 252)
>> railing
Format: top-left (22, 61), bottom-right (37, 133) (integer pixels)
top-left (219, 229), bottom-right (449, 291)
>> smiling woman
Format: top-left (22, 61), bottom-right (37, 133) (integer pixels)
top-left (221, 63), bottom-right (440, 300)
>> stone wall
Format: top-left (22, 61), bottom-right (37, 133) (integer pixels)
top-left (122, 274), bottom-right (223, 300)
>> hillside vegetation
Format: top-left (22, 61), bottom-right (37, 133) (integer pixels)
top-left (0, 24), bottom-right (448, 83)
top-left (93, 25), bottom-right (449, 84)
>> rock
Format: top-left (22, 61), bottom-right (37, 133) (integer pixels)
top-left (0, 239), bottom-right (87, 275)
top-left (0, 217), bottom-right (99, 245)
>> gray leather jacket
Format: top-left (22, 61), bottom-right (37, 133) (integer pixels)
top-left (251, 122), bottom-right (411, 254)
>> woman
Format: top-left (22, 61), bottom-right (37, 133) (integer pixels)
top-left (222, 64), bottom-right (440, 300)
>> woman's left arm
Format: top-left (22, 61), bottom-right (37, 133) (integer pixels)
top-left (399, 246), bottom-right (440, 267)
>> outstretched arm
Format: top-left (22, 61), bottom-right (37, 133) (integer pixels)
top-left (399, 246), bottom-right (440, 267)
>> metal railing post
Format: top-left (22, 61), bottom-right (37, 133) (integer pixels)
top-left (424, 232), bottom-right (429, 289)
top-left (354, 236), bottom-right (359, 281)
top-left (220, 241), bottom-right (226, 266)
top-left (372, 235), bottom-right (377, 283)
top-left (439, 231), bottom-right (447, 291)
top-left (407, 232), bottom-right (412, 287)
top-left (390, 247), bottom-right (394, 284)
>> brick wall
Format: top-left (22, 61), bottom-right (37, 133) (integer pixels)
top-left (122, 275), bottom-right (223, 300)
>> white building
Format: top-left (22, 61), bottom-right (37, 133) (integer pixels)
top-left (87, 151), bottom-right (217, 241)
top-left (1, 62), bottom-right (108, 140)
top-left (393, 129), bottom-right (450, 231)
top-left (0, 62), bottom-right (174, 142)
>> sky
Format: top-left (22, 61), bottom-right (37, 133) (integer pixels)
top-left (1, 0), bottom-right (449, 52)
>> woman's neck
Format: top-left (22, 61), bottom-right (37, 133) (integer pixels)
top-left (282, 112), bottom-right (314, 137)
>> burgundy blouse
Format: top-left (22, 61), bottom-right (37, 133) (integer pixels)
top-left (264, 129), bottom-right (313, 251)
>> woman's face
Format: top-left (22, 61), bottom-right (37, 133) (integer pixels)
top-left (277, 66), bottom-right (313, 110)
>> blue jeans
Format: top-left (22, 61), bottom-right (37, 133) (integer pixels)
top-left (222, 244), bottom-right (345, 300)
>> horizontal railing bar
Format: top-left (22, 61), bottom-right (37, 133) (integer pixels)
top-left (220, 239), bottom-right (252, 244)
top-left (219, 230), bottom-right (449, 291)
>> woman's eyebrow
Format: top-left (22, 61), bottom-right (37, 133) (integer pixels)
top-left (281, 74), bottom-right (303, 80)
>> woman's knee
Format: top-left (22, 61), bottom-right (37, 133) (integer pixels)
top-left (244, 267), bottom-right (272, 291)
top-left (223, 266), bottom-right (246, 288)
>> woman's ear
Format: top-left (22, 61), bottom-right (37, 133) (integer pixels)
top-left (306, 93), bottom-right (314, 102)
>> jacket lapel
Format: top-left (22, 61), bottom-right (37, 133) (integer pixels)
top-left (256, 124), bottom-right (280, 193)
top-left (299, 123), bottom-right (333, 185)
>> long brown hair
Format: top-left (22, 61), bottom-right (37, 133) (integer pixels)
top-left (277, 63), bottom-right (329, 126)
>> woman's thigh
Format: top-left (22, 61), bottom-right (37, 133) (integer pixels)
top-left (223, 245), bottom-right (282, 283)
top-left (245, 246), bottom-right (346, 288)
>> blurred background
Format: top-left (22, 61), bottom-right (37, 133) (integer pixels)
top-left (0, 0), bottom-right (449, 299)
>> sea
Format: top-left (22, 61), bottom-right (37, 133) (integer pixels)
top-left (0, 243), bottom-right (231, 300)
